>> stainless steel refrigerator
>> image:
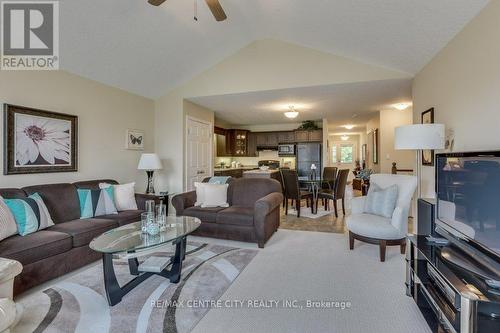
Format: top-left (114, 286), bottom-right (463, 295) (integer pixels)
top-left (296, 143), bottom-right (322, 178)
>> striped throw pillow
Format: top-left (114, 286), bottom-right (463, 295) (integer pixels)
top-left (0, 196), bottom-right (18, 240)
top-left (77, 187), bottom-right (117, 219)
top-left (4, 193), bottom-right (55, 236)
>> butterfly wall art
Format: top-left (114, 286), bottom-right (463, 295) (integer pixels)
top-left (126, 129), bottom-right (145, 150)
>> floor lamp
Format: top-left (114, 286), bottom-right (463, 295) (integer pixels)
top-left (394, 124), bottom-right (445, 198)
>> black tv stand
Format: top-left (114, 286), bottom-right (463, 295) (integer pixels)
top-left (406, 235), bottom-right (500, 332)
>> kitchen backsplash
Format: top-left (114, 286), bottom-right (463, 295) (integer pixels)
top-left (215, 151), bottom-right (296, 169)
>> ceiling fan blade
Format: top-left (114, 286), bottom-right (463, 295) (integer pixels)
top-left (148, 0), bottom-right (167, 6)
top-left (205, 0), bottom-right (227, 21)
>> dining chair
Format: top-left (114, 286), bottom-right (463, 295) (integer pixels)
top-left (280, 169), bottom-right (313, 217)
top-left (318, 169), bottom-right (349, 217)
top-left (321, 167), bottom-right (337, 207)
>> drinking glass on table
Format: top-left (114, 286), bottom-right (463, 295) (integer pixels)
top-left (156, 204), bottom-right (167, 231)
top-left (141, 212), bottom-right (154, 234)
top-left (145, 200), bottom-right (155, 214)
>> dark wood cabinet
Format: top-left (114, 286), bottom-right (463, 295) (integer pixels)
top-left (247, 132), bottom-right (257, 157)
top-left (231, 130), bottom-right (249, 156)
top-left (308, 130), bottom-right (323, 142)
top-left (254, 132), bottom-right (278, 147)
top-left (215, 127), bottom-right (231, 157)
top-left (278, 131), bottom-right (295, 143)
top-left (294, 130), bottom-right (322, 142)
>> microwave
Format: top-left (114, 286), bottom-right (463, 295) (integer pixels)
top-left (278, 144), bottom-right (295, 156)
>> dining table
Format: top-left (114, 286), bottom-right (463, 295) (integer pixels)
top-left (298, 177), bottom-right (327, 214)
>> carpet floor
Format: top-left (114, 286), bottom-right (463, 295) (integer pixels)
top-left (191, 230), bottom-right (431, 333)
top-left (15, 230), bottom-right (430, 333)
top-left (15, 242), bottom-right (257, 333)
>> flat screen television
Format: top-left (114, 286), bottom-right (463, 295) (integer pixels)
top-left (436, 151), bottom-right (500, 268)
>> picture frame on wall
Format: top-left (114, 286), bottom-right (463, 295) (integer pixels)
top-left (421, 108), bottom-right (435, 166)
top-left (3, 104), bottom-right (78, 175)
top-left (372, 129), bottom-right (379, 164)
top-left (126, 129), bottom-right (144, 150)
top-left (362, 144), bottom-right (367, 161)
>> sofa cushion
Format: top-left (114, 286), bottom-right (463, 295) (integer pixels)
top-left (183, 206), bottom-right (226, 223)
top-left (346, 214), bottom-right (402, 240)
top-left (48, 218), bottom-right (118, 247)
top-left (216, 206), bottom-right (254, 226)
top-left (0, 230), bottom-right (72, 265)
top-left (100, 210), bottom-right (144, 226)
top-left (228, 178), bottom-right (282, 207)
top-left (23, 183), bottom-right (80, 223)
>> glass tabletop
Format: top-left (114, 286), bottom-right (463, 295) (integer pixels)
top-left (89, 216), bottom-right (201, 254)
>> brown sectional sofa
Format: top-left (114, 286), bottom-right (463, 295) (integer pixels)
top-left (172, 178), bottom-right (283, 248)
top-left (0, 179), bottom-right (159, 296)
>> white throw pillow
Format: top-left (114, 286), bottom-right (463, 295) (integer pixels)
top-left (194, 183), bottom-right (229, 208)
top-left (0, 196), bottom-right (18, 241)
top-left (194, 182), bottom-right (205, 207)
top-left (99, 182), bottom-right (138, 211)
top-left (363, 184), bottom-right (399, 218)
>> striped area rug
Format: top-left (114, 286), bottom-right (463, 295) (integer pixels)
top-left (16, 242), bottom-right (257, 333)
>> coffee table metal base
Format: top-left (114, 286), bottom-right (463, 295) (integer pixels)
top-left (103, 236), bottom-right (186, 306)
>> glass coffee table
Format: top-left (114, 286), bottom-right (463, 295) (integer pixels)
top-left (90, 216), bottom-right (201, 306)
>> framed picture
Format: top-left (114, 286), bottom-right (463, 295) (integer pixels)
top-left (362, 144), bottom-right (367, 161)
top-left (372, 129), bottom-right (379, 164)
top-left (421, 108), bottom-right (435, 166)
top-left (126, 129), bottom-right (144, 150)
top-left (3, 104), bottom-right (78, 175)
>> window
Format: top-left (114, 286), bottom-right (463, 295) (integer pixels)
top-left (340, 144), bottom-right (354, 163)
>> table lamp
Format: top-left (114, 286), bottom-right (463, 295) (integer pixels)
top-left (138, 153), bottom-right (163, 194)
top-left (394, 124), bottom-right (445, 197)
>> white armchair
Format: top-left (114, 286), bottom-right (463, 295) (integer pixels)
top-left (346, 174), bottom-right (417, 262)
top-left (0, 258), bottom-right (23, 333)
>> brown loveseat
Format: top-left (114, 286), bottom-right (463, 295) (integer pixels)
top-left (172, 178), bottom-right (283, 248)
top-left (0, 179), bottom-right (159, 296)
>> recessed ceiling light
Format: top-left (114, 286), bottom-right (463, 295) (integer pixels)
top-left (344, 125), bottom-right (355, 130)
top-left (341, 135), bottom-right (349, 141)
top-left (284, 106), bottom-right (299, 119)
top-left (393, 102), bottom-right (412, 111)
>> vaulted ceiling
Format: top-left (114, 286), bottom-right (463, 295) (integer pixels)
top-left (61, 0), bottom-right (489, 98)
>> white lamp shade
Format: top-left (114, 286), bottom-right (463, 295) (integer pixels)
top-left (138, 153), bottom-right (163, 170)
top-left (394, 124), bottom-right (445, 150)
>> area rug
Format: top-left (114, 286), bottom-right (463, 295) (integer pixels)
top-left (15, 242), bottom-right (258, 333)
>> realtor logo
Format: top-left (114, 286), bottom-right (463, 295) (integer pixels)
top-left (1, 1), bottom-right (59, 70)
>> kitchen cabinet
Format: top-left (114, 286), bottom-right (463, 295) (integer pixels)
top-left (255, 132), bottom-right (278, 147)
top-left (278, 131), bottom-right (295, 143)
top-left (230, 130), bottom-right (249, 156)
top-left (308, 130), bottom-right (323, 142)
top-left (294, 129), bottom-right (323, 142)
top-left (215, 127), bottom-right (231, 157)
top-left (247, 132), bottom-right (257, 157)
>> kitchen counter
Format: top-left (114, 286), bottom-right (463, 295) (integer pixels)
top-left (213, 166), bottom-right (258, 171)
top-left (243, 169), bottom-right (281, 181)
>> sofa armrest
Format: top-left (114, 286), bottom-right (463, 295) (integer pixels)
top-left (171, 191), bottom-right (197, 216)
top-left (135, 193), bottom-right (162, 211)
top-left (254, 192), bottom-right (283, 248)
top-left (351, 196), bottom-right (366, 215)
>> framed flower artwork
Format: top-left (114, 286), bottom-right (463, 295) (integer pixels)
top-left (3, 104), bottom-right (78, 175)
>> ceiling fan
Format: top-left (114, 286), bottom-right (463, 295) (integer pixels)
top-left (148, 0), bottom-right (227, 22)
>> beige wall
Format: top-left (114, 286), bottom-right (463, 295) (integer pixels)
top-left (379, 108), bottom-right (414, 174)
top-left (412, 0), bottom-right (500, 197)
top-left (156, 39), bottom-right (411, 193)
top-left (0, 70), bottom-right (155, 189)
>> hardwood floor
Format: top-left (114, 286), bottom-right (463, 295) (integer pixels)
top-left (279, 194), bottom-right (415, 235)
